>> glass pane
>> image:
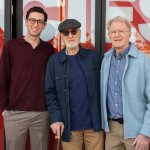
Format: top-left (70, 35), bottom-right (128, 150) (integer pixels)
top-left (105, 0), bottom-right (150, 56)
top-left (23, 0), bottom-right (96, 51)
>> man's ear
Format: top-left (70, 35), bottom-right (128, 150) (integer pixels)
top-left (60, 32), bottom-right (63, 38)
top-left (25, 19), bottom-right (28, 26)
top-left (43, 22), bottom-right (47, 30)
top-left (129, 31), bottom-right (132, 38)
top-left (108, 32), bottom-right (111, 39)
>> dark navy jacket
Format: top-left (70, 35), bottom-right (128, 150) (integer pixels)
top-left (45, 47), bottom-right (102, 142)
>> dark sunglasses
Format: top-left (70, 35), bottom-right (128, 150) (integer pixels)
top-left (62, 29), bottom-right (78, 36)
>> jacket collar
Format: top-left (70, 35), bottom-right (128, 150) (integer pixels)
top-left (128, 43), bottom-right (138, 58)
top-left (58, 46), bottom-right (88, 63)
top-left (105, 42), bottom-right (138, 58)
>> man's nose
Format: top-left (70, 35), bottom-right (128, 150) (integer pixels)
top-left (68, 32), bottom-right (73, 37)
top-left (114, 31), bottom-right (120, 36)
top-left (34, 21), bottom-right (38, 26)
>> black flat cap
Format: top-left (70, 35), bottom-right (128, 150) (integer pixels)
top-left (58, 19), bottom-right (81, 32)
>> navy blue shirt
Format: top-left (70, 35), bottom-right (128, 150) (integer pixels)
top-left (107, 45), bottom-right (130, 119)
top-left (68, 54), bottom-right (92, 130)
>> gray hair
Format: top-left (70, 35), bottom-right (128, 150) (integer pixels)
top-left (107, 16), bottom-right (132, 32)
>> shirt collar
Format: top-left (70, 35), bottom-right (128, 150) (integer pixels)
top-left (18, 37), bottom-right (45, 46)
top-left (114, 43), bottom-right (131, 58)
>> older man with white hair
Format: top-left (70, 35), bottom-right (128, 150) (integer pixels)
top-left (101, 16), bottom-right (150, 150)
top-left (45, 19), bottom-right (104, 150)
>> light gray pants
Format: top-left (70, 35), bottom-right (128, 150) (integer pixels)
top-left (3, 111), bottom-right (50, 150)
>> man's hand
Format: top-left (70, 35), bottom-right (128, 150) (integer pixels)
top-left (2, 110), bottom-right (5, 116)
top-left (50, 122), bottom-right (64, 140)
top-left (133, 134), bottom-right (150, 150)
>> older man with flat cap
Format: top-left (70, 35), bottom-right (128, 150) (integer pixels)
top-left (45, 19), bottom-right (104, 150)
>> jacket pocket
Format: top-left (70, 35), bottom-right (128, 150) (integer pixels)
top-left (55, 74), bottom-right (62, 92)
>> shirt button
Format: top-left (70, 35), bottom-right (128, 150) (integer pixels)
top-left (115, 104), bottom-right (118, 106)
top-left (115, 82), bottom-right (117, 84)
top-left (64, 74), bottom-right (67, 78)
top-left (115, 93), bottom-right (117, 96)
top-left (118, 60), bottom-right (120, 63)
top-left (116, 70), bottom-right (119, 74)
top-left (64, 90), bottom-right (67, 94)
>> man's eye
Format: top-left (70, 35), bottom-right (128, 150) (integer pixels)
top-left (119, 30), bottom-right (124, 33)
top-left (38, 21), bottom-right (44, 23)
top-left (112, 31), bottom-right (116, 34)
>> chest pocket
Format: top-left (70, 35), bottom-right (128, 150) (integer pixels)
top-left (55, 73), bottom-right (62, 92)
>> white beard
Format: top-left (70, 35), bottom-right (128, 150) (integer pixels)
top-left (66, 43), bottom-right (78, 50)
top-left (65, 38), bottom-right (80, 50)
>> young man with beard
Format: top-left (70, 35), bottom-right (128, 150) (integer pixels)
top-left (45, 19), bottom-right (104, 150)
top-left (0, 6), bottom-right (54, 150)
